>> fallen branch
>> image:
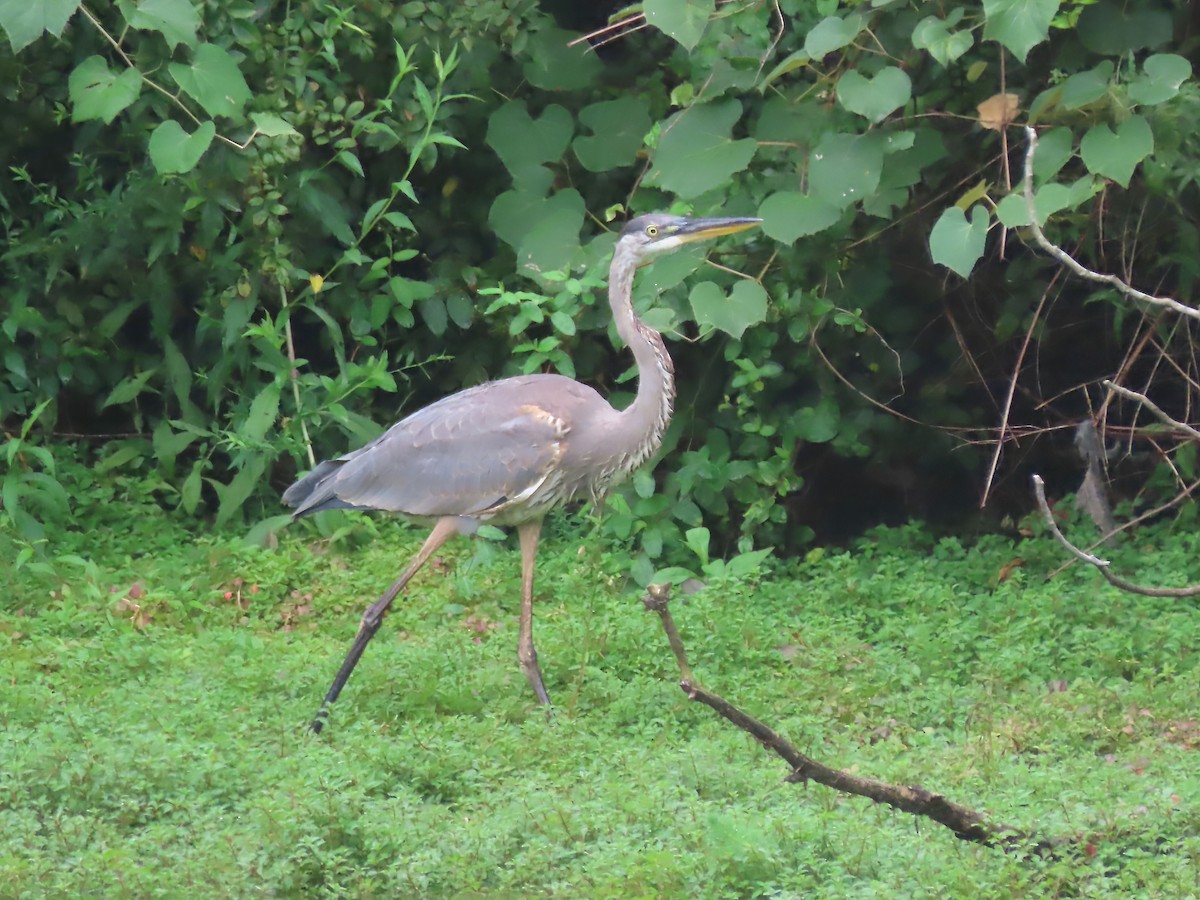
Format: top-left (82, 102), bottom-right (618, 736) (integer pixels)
top-left (642, 584), bottom-right (1068, 855)
top-left (1031, 475), bottom-right (1200, 598)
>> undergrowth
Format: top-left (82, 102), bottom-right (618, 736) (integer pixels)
top-left (1, 474), bottom-right (1199, 896)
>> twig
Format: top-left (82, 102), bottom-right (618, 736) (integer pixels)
top-left (80, 4), bottom-right (251, 150)
top-left (278, 280), bottom-right (316, 468)
top-left (1020, 127), bottom-right (1200, 323)
top-left (643, 585), bottom-right (1067, 854)
top-left (1103, 381), bottom-right (1200, 443)
top-left (1032, 475), bottom-right (1200, 598)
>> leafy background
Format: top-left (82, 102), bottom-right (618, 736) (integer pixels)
top-left (3, 0), bottom-right (1199, 574)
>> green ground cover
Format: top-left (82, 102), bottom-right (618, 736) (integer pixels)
top-left (2, 493), bottom-right (1198, 896)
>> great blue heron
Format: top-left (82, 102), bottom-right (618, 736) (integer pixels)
top-left (285, 212), bottom-right (761, 733)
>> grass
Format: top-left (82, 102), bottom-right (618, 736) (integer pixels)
top-left (2, 492), bottom-right (1199, 897)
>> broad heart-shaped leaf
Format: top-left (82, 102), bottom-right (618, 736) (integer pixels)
top-left (489, 188), bottom-right (585, 273)
top-left (521, 27), bottom-right (600, 91)
top-left (516, 205), bottom-right (584, 276)
top-left (994, 179), bottom-right (1099, 227)
top-left (572, 97), bottom-right (650, 173)
top-left (0, 0), bottom-right (78, 52)
top-left (250, 112), bottom-right (297, 137)
top-left (804, 14), bottom-right (863, 59)
top-left (1031, 126), bottom-right (1073, 182)
top-left (1057, 61), bottom-right (1113, 110)
top-left (127, 0), bottom-right (198, 50)
top-left (689, 279), bottom-right (768, 339)
top-left (759, 192), bottom-right (841, 244)
top-left (487, 102), bottom-right (573, 188)
top-left (650, 100), bottom-right (756, 199)
top-left (68, 56), bottom-right (141, 124)
top-left (1076, 1), bottom-right (1171, 54)
top-left (982, 0), bottom-right (1058, 63)
top-left (168, 44), bottom-right (251, 121)
top-left (911, 15), bottom-right (974, 66)
top-left (810, 132), bottom-right (885, 210)
top-left (148, 119), bottom-right (216, 174)
top-left (929, 204), bottom-right (988, 278)
top-left (837, 67), bottom-right (911, 123)
top-left (1080, 115), bottom-right (1153, 188)
top-left (644, 0), bottom-right (713, 51)
top-left (1128, 54), bottom-right (1192, 106)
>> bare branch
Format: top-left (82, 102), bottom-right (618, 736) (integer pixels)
top-left (1103, 381), bottom-right (1200, 443)
top-left (1032, 475), bottom-right (1200, 598)
top-left (1020, 127), bottom-right (1200, 323)
top-left (645, 585), bottom-right (1068, 855)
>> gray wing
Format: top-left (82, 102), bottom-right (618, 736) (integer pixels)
top-left (283, 375), bottom-right (603, 520)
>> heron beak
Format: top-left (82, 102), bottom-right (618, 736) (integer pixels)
top-left (674, 216), bottom-right (762, 244)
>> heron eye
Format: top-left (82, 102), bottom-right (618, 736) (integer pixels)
top-left (645, 225), bottom-right (659, 237)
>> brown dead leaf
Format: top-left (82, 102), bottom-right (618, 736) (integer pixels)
top-left (996, 557), bottom-right (1024, 584)
top-left (976, 93), bottom-right (1019, 131)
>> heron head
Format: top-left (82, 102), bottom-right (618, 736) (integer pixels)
top-left (618, 213), bottom-right (762, 265)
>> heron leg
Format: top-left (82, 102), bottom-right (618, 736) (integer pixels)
top-left (516, 519), bottom-right (552, 709)
top-left (310, 516), bottom-right (459, 734)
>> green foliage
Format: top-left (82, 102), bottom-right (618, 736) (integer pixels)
top-left (2, 0), bottom-right (1199, 561)
top-left (2, 494), bottom-right (1198, 895)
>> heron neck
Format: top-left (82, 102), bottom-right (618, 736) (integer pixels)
top-left (608, 252), bottom-right (675, 459)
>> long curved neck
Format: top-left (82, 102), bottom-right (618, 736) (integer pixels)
top-left (608, 250), bottom-right (675, 464)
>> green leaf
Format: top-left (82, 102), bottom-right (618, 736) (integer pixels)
top-left (573, 97), bottom-right (651, 173)
top-left (651, 100), bottom-right (757, 199)
top-left (760, 49), bottom-right (809, 91)
top-left (684, 526), bottom-right (711, 567)
top-left (486, 102), bottom-right (573, 187)
top-left (911, 14), bottom-right (974, 66)
top-left (102, 369), bottom-right (158, 409)
top-left (168, 43), bottom-right (252, 121)
top-left (214, 455), bottom-right (267, 527)
top-left (1128, 54), bottom-right (1192, 107)
top-left (152, 420), bottom-right (197, 474)
top-left (1080, 115), bottom-right (1153, 188)
top-left (241, 383), bottom-right (281, 444)
top-left (810, 132), bottom-right (884, 210)
top-left (644, 0), bottom-right (713, 51)
top-left (689, 279), bottom-right (768, 339)
top-left (796, 400), bottom-right (839, 442)
top-left (0, 0), bottom-right (78, 52)
top-left (550, 310), bottom-right (576, 336)
top-left (420, 297), bottom-right (448, 337)
top-left (726, 547), bottom-right (773, 578)
top-left (1032, 127), bottom-right (1073, 182)
top-left (96, 441), bottom-right (146, 473)
top-left (250, 112), bottom-right (297, 137)
top-left (335, 150), bottom-right (365, 177)
top-left (1057, 61), bottom-right (1113, 110)
top-left (982, 0), bottom-right (1058, 63)
top-left (516, 206), bottom-right (583, 275)
top-left (995, 183), bottom-right (1076, 227)
top-left (759, 192), bottom-right (840, 243)
top-left (929, 205), bottom-right (989, 278)
top-left (804, 14), bottom-right (864, 59)
top-left (148, 120), bottom-right (215, 174)
top-left (836, 67), bottom-right (911, 123)
top-left (180, 459), bottom-right (204, 514)
top-left (68, 56), bottom-right (142, 124)
top-left (522, 27), bottom-right (600, 91)
top-left (1076, 1), bottom-right (1171, 55)
top-left (128, 0), bottom-right (198, 50)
